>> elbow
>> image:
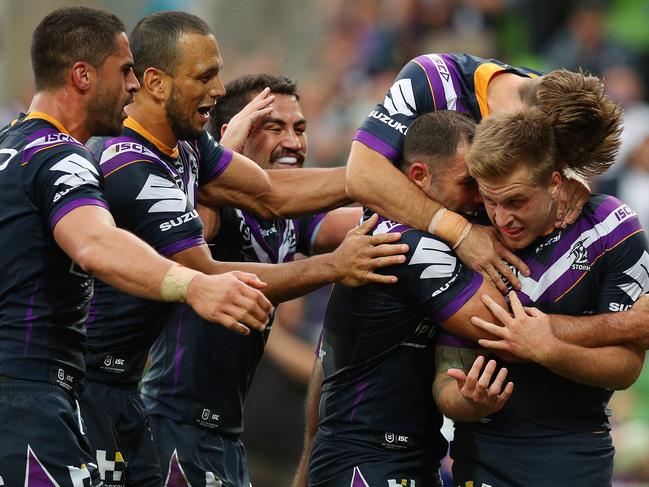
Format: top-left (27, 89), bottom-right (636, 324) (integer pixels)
top-left (344, 159), bottom-right (365, 203)
top-left (611, 369), bottom-right (642, 391)
top-left (254, 188), bottom-right (286, 219)
top-left (72, 235), bottom-right (106, 277)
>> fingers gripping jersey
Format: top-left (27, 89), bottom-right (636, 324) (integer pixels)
top-left (0, 113), bottom-right (108, 390)
top-left (141, 207), bottom-right (326, 435)
top-left (309, 217), bottom-right (482, 483)
top-left (355, 53), bottom-right (539, 162)
top-left (456, 194), bottom-right (649, 439)
top-left (84, 124), bottom-right (233, 389)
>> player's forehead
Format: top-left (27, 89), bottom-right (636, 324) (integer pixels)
top-left (174, 32), bottom-right (222, 76)
top-left (106, 32), bottom-right (133, 65)
top-left (263, 94), bottom-right (305, 125)
top-left (477, 167), bottom-right (536, 200)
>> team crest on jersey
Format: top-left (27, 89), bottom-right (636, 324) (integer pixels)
top-left (569, 239), bottom-right (591, 271)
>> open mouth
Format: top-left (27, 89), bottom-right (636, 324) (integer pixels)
top-left (501, 227), bottom-right (523, 238)
top-left (197, 106), bottom-right (211, 117)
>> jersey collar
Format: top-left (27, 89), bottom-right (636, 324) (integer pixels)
top-left (25, 111), bottom-right (70, 134)
top-left (123, 116), bottom-right (179, 159)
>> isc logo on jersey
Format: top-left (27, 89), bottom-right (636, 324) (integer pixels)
top-left (368, 78), bottom-right (417, 134)
top-left (50, 153), bottom-right (100, 202)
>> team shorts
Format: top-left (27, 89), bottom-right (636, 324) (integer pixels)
top-left (80, 381), bottom-right (162, 487)
top-left (0, 379), bottom-right (102, 486)
top-left (451, 430), bottom-right (614, 487)
top-left (149, 414), bottom-right (250, 487)
top-left (308, 434), bottom-right (443, 487)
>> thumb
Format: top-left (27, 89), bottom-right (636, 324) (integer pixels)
top-left (447, 368), bottom-right (467, 388)
top-left (233, 271), bottom-right (267, 289)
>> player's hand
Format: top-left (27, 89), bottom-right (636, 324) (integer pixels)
top-left (555, 173), bottom-right (590, 228)
top-left (455, 225), bottom-right (529, 293)
top-left (471, 291), bottom-right (557, 363)
top-left (332, 213), bottom-right (408, 287)
top-left (447, 355), bottom-right (513, 417)
top-left (219, 87), bottom-right (275, 153)
top-left (632, 293), bottom-right (649, 313)
top-left (185, 271), bottom-right (272, 335)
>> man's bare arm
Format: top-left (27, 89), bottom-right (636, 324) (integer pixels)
top-left (474, 292), bottom-right (646, 389)
top-left (346, 141), bottom-right (529, 292)
top-left (173, 214), bottom-right (408, 304)
top-left (198, 152), bottom-right (350, 219)
top-left (54, 205), bottom-right (271, 334)
top-left (292, 358), bottom-right (323, 487)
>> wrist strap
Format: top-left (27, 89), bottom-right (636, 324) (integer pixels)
top-left (161, 264), bottom-right (200, 302)
top-left (429, 209), bottom-right (472, 249)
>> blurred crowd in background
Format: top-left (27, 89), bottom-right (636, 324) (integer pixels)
top-left (3, 0), bottom-right (649, 485)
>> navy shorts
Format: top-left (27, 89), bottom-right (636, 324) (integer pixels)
top-left (148, 414), bottom-right (250, 487)
top-left (0, 379), bottom-right (102, 486)
top-left (451, 430), bottom-right (614, 487)
top-left (80, 381), bottom-right (162, 487)
top-left (308, 434), bottom-right (443, 487)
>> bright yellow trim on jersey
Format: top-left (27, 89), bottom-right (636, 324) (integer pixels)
top-left (124, 116), bottom-right (179, 158)
top-left (25, 111), bottom-right (69, 134)
top-left (413, 60), bottom-right (438, 111)
top-left (555, 229), bottom-right (643, 302)
top-left (474, 63), bottom-right (505, 118)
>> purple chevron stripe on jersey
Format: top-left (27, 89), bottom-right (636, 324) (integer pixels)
top-left (158, 236), bottom-right (206, 257)
top-left (23, 288), bottom-right (37, 357)
top-left (305, 213), bottom-right (327, 255)
top-left (437, 333), bottom-right (476, 349)
top-left (440, 54), bottom-right (468, 112)
top-left (49, 198), bottom-right (109, 231)
top-left (25, 447), bottom-right (58, 486)
top-left (353, 129), bottom-right (400, 162)
top-left (202, 146), bottom-right (233, 182)
top-left (23, 129), bottom-right (83, 164)
top-left (172, 307), bottom-right (186, 395)
top-left (414, 55), bottom-right (448, 111)
top-left (433, 272), bottom-right (483, 323)
top-left (349, 381), bottom-right (369, 421)
top-left (351, 467), bottom-right (370, 487)
top-left (164, 451), bottom-right (191, 487)
top-left (413, 54), bottom-right (466, 113)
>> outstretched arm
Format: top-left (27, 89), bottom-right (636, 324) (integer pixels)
top-left (473, 292), bottom-right (645, 389)
top-left (54, 206), bottom-right (271, 334)
top-left (173, 214), bottom-right (408, 304)
top-left (346, 142), bottom-right (529, 292)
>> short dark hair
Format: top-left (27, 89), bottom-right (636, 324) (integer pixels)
top-left (401, 111), bottom-right (475, 172)
top-left (208, 73), bottom-right (299, 140)
top-left (130, 11), bottom-right (212, 82)
top-left (31, 6), bottom-right (125, 91)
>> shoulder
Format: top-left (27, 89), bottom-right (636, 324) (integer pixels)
top-left (98, 135), bottom-right (165, 178)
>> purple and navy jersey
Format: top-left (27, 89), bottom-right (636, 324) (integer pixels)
top-left (141, 208), bottom-right (326, 435)
top-left (84, 118), bottom-right (233, 390)
top-left (355, 53), bottom-right (539, 162)
top-left (455, 194), bottom-right (649, 439)
top-left (0, 112), bottom-right (108, 393)
top-left (313, 214), bottom-right (483, 469)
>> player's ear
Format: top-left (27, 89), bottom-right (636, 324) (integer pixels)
top-left (549, 170), bottom-right (562, 198)
top-left (408, 161), bottom-right (429, 190)
top-left (220, 123), bottom-right (228, 139)
top-left (142, 67), bottom-right (170, 101)
top-left (70, 61), bottom-right (94, 92)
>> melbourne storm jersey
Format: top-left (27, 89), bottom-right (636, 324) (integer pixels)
top-left (355, 53), bottom-right (539, 162)
top-left (141, 207), bottom-right (325, 435)
top-left (84, 117), bottom-right (233, 389)
top-left (0, 112), bottom-right (108, 393)
top-left (309, 216), bottom-right (483, 482)
top-left (454, 194), bottom-right (649, 440)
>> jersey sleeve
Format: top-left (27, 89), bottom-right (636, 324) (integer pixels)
top-left (354, 58), bottom-right (435, 162)
top-left (197, 131), bottom-right (233, 185)
top-left (595, 203), bottom-right (649, 313)
top-left (23, 144), bottom-right (108, 232)
top-left (296, 212), bottom-right (327, 256)
top-left (102, 159), bottom-right (205, 257)
top-left (394, 229), bottom-right (483, 324)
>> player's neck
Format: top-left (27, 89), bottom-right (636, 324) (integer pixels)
top-left (125, 99), bottom-right (178, 148)
top-left (28, 91), bottom-right (90, 142)
top-left (487, 72), bottom-right (526, 114)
